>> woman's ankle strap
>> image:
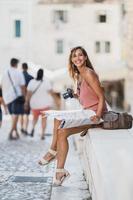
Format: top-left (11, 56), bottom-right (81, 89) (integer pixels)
top-left (48, 148), bottom-right (57, 156)
top-left (56, 168), bottom-right (66, 173)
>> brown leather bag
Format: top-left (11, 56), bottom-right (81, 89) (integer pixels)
top-left (102, 111), bottom-right (133, 129)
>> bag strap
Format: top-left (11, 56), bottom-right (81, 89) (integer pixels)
top-left (8, 71), bottom-right (18, 97)
top-left (32, 80), bottom-right (43, 95)
top-left (105, 111), bottom-right (119, 115)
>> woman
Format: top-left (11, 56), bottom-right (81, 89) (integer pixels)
top-left (24, 69), bottom-right (54, 139)
top-left (39, 46), bottom-right (107, 185)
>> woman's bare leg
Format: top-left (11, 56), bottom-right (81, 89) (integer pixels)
top-left (41, 116), bottom-right (47, 139)
top-left (24, 115), bottom-right (29, 132)
top-left (30, 114), bottom-right (39, 136)
top-left (39, 118), bottom-right (62, 163)
top-left (56, 125), bottom-right (90, 180)
top-left (50, 118), bottom-right (62, 150)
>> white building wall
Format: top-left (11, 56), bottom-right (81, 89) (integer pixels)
top-left (123, 0), bottom-right (133, 113)
top-left (32, 2), bottom-right (122, 73)
top-left (0, 0), bottom-right (123, 88)
top-left (0, 0), bottom-right (33, 71)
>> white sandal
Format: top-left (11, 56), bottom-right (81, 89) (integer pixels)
top-left (38, 148), bottom-right (57, 166)
top-left (53, 168), bottom-right (70, 186)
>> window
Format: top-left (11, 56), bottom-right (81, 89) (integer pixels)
top-left (56, 40), bottom-right (63, 54)
top-left (95, 41), bottom-right (111, 53)
top-left (121, 3), bottom-right (126, 16)
top-left (95, 41), bottom-right (101, 53)
top-left (15, 20), bottom-right (21, 37)
top-left (53, 10), bottom-right (67, 23)
top-left (97, 11), bottom-right (107, 23)
top-left (99, 14), bottom-right (106, 23)
top-left (105, 41), bottom-right (111, 53)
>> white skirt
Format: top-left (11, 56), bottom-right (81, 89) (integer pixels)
top-left (43, 109), bottom-right (102, 129)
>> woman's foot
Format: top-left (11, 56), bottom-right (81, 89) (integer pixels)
top-left (9, 130), bottom-right (19, 140)
top-left (9, 134), bottom-right (17, 140)
top-left (41, 135), bottom-right (45, 140)
top-left (30, 129), bottom-right (34, 137)
top-left (41, 133), bottom-right (45, 140)
top-left (53, 169), bottom-right (70, 186)
top-left (38, 148), bottom-right (57, 165)
top-left (21, 128), bottom-right (28, 135)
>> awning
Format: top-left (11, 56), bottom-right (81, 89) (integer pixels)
top-left (98, 66), bottom-right (128, 81)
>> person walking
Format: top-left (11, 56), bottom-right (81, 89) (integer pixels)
top-left (20, 63), bottom-right (33, 135)
top-left (1, 58), bottom-right (26, 140)
top-left (24, 68), bottom-right (54, 140)
top-left (38, 46), bottom-right (107, 186)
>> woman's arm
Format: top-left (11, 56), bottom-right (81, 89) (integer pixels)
top-left (84, 70), bottom-right (105, 120)
top-left (73, 93), bottom-right (79, 99)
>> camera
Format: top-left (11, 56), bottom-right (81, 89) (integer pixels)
top-left (63, 88), bottom-right (74, 99)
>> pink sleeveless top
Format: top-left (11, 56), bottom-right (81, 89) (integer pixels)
top-left (78, 78), bottom-right (107, 114)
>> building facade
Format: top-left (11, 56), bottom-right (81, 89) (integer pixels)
top-left (123, 0), bottom-right (133, 113)
top-left (0, 0), bottom-right (124, 93)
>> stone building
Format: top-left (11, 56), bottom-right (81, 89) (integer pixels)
top-left (0, 0), bottom-right (124, 97)
top-left (123, 0), bottom-right (133, 113)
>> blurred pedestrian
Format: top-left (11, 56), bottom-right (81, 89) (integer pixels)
top-left (20, 63), bottom-right (33, 135)
top-left (1, 58), bottom-right (26, 140)
top-left (0, 86), bottom-right (8, 128)
top-left (24, 68), bottom-right (54, 140)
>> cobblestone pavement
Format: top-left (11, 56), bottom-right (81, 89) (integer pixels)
top-left (0, 116), bottom-right (91, 200)
top-left (0, 117), bottom-right (55, 200)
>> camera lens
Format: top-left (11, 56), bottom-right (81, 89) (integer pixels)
top-left (62, 88), bottom-right (74, 99)
top-left (63, 92), bottom-right (69, 99)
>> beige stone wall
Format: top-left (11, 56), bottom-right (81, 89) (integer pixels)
top-left (38, 0), bottom-right (118, 4)
top-left (124, 0), bottom-right (133, 113)
top-left (125, 0), bottom-right (133, 69)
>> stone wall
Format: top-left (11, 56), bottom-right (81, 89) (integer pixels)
top-left (38, 0), bottom-right (118, 4)
top-left (124, 0), bottom-right (133, 113)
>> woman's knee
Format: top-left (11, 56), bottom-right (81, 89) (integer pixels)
top-left (54, 118), bottom-right (61, 124)
top-left (57, 129), bottom-right (68, 141)
top-left (33, 114), bottom-right (38, 121)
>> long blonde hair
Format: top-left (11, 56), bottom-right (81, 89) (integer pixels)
top-left (68, 46), bottom-right (94, 81)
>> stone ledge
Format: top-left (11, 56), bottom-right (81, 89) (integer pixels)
top-left (75, 128), bottom-right (133, 200)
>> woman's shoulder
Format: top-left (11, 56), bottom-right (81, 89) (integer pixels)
top-left (84, 68), bottom-right (98, 79)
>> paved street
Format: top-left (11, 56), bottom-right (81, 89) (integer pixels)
top-left (0, 116), bottom-right (55, 200)
top-left (0, 116), bottom-right (90, 200)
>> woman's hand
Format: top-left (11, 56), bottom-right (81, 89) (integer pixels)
top-left (73, 93), bottom-right (79, 99)
top-left (90, 115), bottom-right (101, 123)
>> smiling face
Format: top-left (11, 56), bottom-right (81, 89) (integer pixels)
top-left (71, 48), bottom-right (87, 68)
top-left (68, 46), bottom-right (94, 81)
